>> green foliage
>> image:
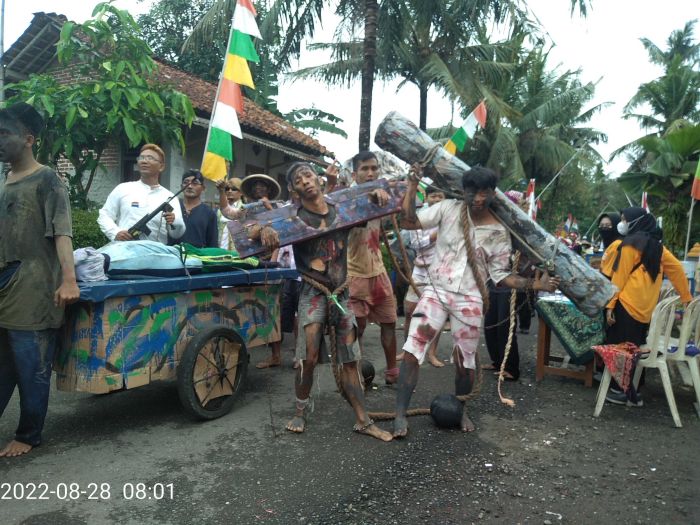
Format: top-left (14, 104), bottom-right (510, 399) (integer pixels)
top-left (138, 0), bottom-right (224, 82)
top-left (618, 125), bottom-right (700, 253)
top-left (6, 2), bottom-right (195, 209)
top-left (71, 209), bottom-right (109, 249)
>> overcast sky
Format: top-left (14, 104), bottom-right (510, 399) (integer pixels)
top-left (5, 0), bottom-right (698, 176)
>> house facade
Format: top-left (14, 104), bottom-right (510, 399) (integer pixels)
top-left (2, 12), bottom-right (332, 203)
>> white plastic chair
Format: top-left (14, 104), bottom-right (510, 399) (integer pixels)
top-left (593, 296), bottom-right (682, 427)
top-left (666, 295), bottom-right (700, 417)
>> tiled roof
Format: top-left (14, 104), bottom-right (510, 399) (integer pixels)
top-left (155, 62), bottom-right (330, 157)
top-left (3, 12), bottom-right (330, 159)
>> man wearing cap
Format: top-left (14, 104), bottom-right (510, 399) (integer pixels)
top-left (217, 177), bottom-right (243, 250)
top-left (0, 102), bottom-right (80, 457)
top-left (168, 170), bottom-right (218, 248)
top-left (217, 173), bottom-right (286, 368)
top-left (97, 143), bottom-right (186, 244)
top-left (216, 173), bottom-right (282, 219)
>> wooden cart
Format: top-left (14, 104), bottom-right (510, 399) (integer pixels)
top-left (54, 268), bottom-right (296, 420)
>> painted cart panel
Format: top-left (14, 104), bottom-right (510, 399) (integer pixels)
top-left (55, 270), bottom-right (292, 394)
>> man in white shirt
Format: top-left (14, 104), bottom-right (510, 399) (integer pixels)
top-left (98, 144), bottom-right (186, 243)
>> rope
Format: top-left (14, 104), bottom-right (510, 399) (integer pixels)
top-left (299, 274), bottom-right (352, 404)
top-left (496, 251), bottom-right (520, 407)
top-left (380, 216), bottom-right (421, 297)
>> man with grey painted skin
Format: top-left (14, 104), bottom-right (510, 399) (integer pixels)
top-left (256, 162), bottom-right (393, 442)
top-left (395, 165), bottom-right (559, 438)
top-left (0, 103), bottom-right (80, 457)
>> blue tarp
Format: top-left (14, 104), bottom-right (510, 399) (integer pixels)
top-left (78, 268), bottom-right (298, 303)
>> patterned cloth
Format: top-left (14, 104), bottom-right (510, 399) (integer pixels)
top-left (592, 342), bottom-right (647, 402)
top-left (535, 297), bottom-right (604, 365)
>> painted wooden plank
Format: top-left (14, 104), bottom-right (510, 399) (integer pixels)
top-left (229, 178), bottom-right (404, 258)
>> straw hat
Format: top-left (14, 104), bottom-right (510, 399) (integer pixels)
top-left (241, 174), bottom-right (281, 201)
top-left (229, 177), bottom-right (243, 191)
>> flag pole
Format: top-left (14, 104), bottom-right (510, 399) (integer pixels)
top-left (199, 12), bottom-right (237, 172)
top-left (536, 150), bottom-right (580, 200)
top-left (684, 197), bottom-right (696, 260)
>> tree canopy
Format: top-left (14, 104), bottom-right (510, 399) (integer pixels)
top-left (7, 2), bottom-right (195, 209)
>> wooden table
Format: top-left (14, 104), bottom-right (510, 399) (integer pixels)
top-left (536, 317), bottom-right (594, 387)
top-left (535, 296), bottom-right (604, 388)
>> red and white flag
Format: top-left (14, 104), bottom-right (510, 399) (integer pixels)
top-left (525, 178), bottom-right (537, 220)
top-left (641, 192), bottom-right (650, 213)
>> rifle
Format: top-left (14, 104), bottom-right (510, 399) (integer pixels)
top-left (127, 185), bottom-right (188, 239)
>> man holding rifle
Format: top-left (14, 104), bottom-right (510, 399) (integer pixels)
top-left (98, 144), bottom-right (186, 243)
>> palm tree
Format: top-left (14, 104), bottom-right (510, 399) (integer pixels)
top-left (618, 124), bottom-right (700, 253)
top-left (611, 21), bottom-right (700, 160)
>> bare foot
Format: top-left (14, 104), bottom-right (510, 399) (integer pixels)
top-left (461, 411), bottom-right (476, 433)
top-left (293, 359), bottom-right (300, 369)
top-left (481, 363), bottom-right (497, 370)
top-left (354, 423), bottom-right (393, 442)
top-left (396, 352), bottom-right (405, 362)
top-left (285, 415), bottom-right (305, 433)
top-left (428, 355), bottom-right (445, 368)
top-left (0, 440), bottom-right (33, 457)
top-left (393, 416), bottom-right (408, 438)
top-left (494, 370), bottom-right (515, 381)
top-left (256, 356), bottom-right (281, 369)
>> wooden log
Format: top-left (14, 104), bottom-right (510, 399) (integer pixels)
top-left (374, 111), bottom-right (616, 317)
top-left (229, 179), bottom-right (404, 258)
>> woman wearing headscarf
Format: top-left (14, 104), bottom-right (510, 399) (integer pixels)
top-left (597, 213), bottom-right (623, 279)
top-left (603, 207), bottom-right (692, 404)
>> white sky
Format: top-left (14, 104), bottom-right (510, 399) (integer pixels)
top-left (4, 0), bottom-right (698, 176)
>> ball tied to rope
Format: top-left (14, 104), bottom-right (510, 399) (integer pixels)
top-left (430, 394), bottom-right (463, 429)
top-left (360, 360), bottom-right (375, 389)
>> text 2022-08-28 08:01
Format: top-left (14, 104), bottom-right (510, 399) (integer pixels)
top-left (0, 482), bottom-right (175, 501)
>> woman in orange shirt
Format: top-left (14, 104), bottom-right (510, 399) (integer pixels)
top-left (603, 207), bottom-right (691, 404)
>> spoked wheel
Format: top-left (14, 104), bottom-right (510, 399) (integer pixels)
top-left (177, 326), bottom-right (248, 420)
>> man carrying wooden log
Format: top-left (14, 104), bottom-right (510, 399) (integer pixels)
top-left (254, 162), bottom-right (393, 441)
top-left (347, 151), bottom-right (400, 384)
top-left (395, 165), bottom-right (559, 437)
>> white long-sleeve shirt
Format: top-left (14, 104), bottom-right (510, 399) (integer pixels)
top-left (98, 180), bottom-right (186, 243)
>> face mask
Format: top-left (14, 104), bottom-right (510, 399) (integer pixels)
top-left (617, 222), bottom-right (628, 236)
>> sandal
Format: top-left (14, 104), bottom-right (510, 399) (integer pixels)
top-left (384, 367), bottom-right (400, 385)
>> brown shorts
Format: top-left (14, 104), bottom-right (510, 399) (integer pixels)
top-left (348, 272), bottom-right (398, 324)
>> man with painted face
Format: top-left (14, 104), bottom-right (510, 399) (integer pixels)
top-left (168, 170), bottom-right (218, 248)
top-left (254, 162), bottom-right (393, 442)
top-left (0, 103), bottom-right (80, 457)
top-left (601, 207), bottom-right (691, 405)
top-left (395, 165), bottom-right (559, 437)
top-left (98, 143), bottom-right (186, 243)
top-left (347, 151), bottom-right (400, 385)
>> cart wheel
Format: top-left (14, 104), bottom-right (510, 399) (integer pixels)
top-left (177, 326), bottom-right (248, 420)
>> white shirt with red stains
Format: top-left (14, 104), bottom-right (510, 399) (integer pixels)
top-left (347, 218), bottom-right (387, 278)
top-left (418, 199), bottom-right (511, 298)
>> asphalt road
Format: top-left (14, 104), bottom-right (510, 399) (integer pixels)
top-left (1, 324), bottom-right (699, 524)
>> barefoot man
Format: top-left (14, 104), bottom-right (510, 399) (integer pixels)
top-left (394, 166), bottom-right (559, 437)
top-left (256, 162), bottom-right (392, 441)
top-left (0, 103), bottom-right (80, 456)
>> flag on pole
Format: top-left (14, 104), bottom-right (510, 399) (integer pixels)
top-left (201, 0), bottom-right (261, 181)
top-left (525, 178), bottom-right (537, 220)
top-left (692, 160), bottom-right (700, 200)
top-left (641, 192), bottom-right (650, 213)
top-left (564, 213), bottom-right (572, 232)
top-left (444, 101), bottom-right (487, 155)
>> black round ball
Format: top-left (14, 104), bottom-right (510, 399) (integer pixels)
top-left (360, 360), bottom-right (375, 388)
top-left (430, 394), bottom-right (463, 429)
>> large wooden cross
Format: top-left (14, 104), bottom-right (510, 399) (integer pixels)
top-left (374, 111), bottom-right (615, 317)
